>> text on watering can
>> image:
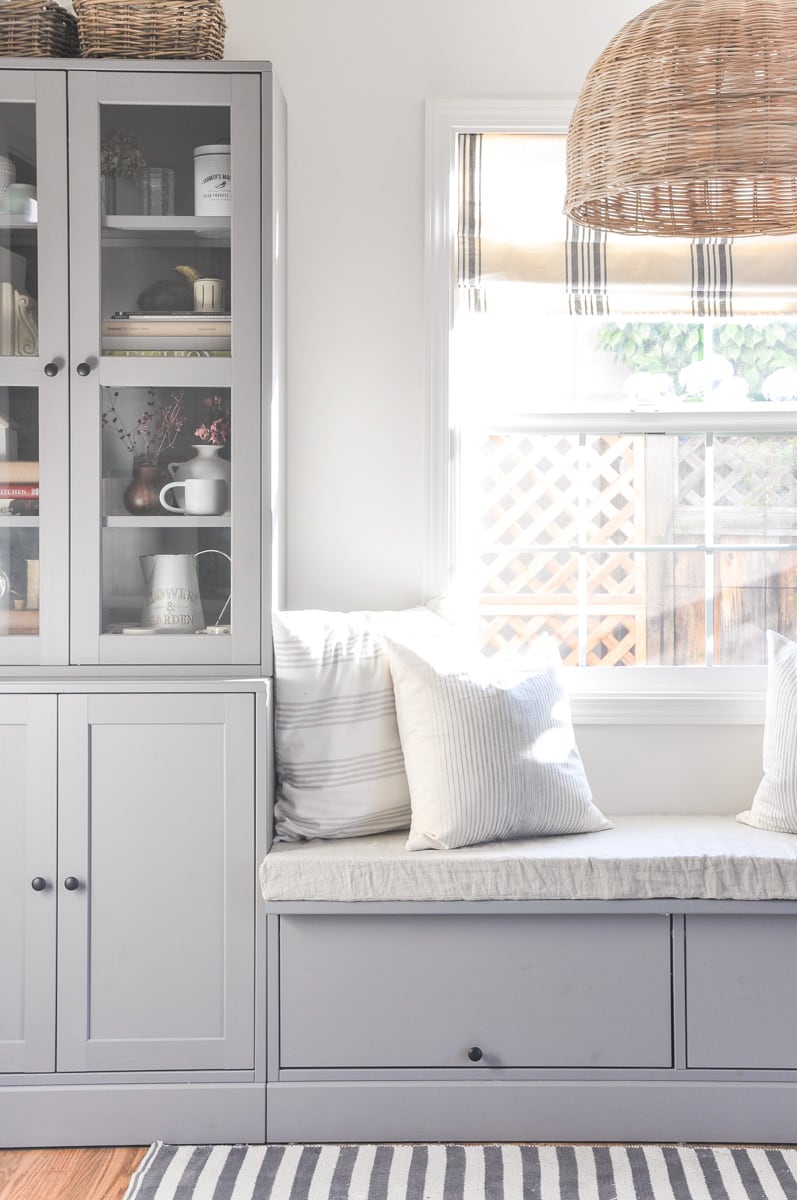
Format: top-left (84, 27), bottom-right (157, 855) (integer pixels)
top-left (144, 586), bottom-right (200, 626)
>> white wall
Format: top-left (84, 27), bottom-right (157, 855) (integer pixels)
top-left (223, 0), bottom-right (648, 609)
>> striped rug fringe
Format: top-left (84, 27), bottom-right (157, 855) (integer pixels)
top-left (124, 1141), bottom-right (797, 1199)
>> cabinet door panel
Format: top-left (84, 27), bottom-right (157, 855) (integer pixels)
top-left (0, 695), bottom-right (57, 1072)
top-left (686, 915), bottom-right (797, 1068)
top-left (280, 914), bottom-right (673, 1069)
top-left (0, 71), bottom-right (70, 666)
top-left (67, 70), bottom-right (263, 669)
top-left (57, 691), bottom-right (255, 1072)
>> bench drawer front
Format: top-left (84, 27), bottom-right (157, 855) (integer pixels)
top-left (279, 914), bottom-right (672, 1069)
top-left (686, 915), bottom-right (797, 1069)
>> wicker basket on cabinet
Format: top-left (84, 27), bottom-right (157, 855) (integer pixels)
top-left (0, 0), bottom-right (79, 57)
top-left (72, 0), bottom-right (225, 59)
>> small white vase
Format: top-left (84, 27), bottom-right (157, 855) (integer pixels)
top-left (167, 444), bottom-right (230, 512)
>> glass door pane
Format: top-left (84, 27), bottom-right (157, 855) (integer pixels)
top-left (0, 73), bottom-right (69, 667)
top-left (0, 386), bottom-right (39, 636)
top-left (99, 103), bottom-right (231, 360)
top-left (68, 72), bottom-right (261, 667)
top-left (0, 101), bottom-right (38, 361)
top-left (101, 384), bottom-right (232, 637)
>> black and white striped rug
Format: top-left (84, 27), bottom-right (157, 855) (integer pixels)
top-left (124, 1142), bottom-right (797, 1199)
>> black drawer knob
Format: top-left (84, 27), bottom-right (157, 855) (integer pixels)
top-left (467, 1046), bottom-right (483, 1062)
top-left (31, 876), bottom-right (47, 891)
top-left (76, 362), bottom-right (91, 377)
top-left (63, 876), bottom-right (80, 891)
top-left (43, 362), bottom-right (59, 377)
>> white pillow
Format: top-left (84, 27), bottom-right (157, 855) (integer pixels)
top-left (272, 607), bottom-right (447, 840)
top-left (738, 629), bottom-right (797, 833)
top-left (387, 639), bottom-right (610, 851)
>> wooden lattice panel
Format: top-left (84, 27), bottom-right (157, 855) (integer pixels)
top-left (478, 434), bottom-right (581, 547)
top-left (478, 612), bottom-right (580, 666)
top-left (677, 437), bottom-right (706, 509)
top-left (475, 433), bottom-right (647, 663)
top-left (713, 436), bottom-right (797, 513)
top-left (478, 552), bottom-right (578, 597)
top-left (583, 436), bottom-right (644, 545)
top-left (470, 431), bottom-right (797, 666)
top-left (586, 615), bottom-right (641, 666)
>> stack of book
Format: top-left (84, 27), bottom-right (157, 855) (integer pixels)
top-left (0, 610), bottom-right (39, 635)
top-left (0, 459), bottom-right (39, 515)
top-left (101, 311), bottom-right (231, 353)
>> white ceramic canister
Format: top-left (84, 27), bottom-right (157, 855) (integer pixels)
top-left (193, 144), bottom-right (231, 216)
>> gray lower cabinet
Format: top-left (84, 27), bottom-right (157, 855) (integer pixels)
top-left (0, 695), bottom-right (57, 1074)
top-left (279, 913), bottom-right (673, 1069)
top-left (0, 689), bottom-right (260, 1141)
top-left (686, 914), bottom-right (797, 1069)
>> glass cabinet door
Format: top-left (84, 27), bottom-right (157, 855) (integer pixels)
top-left (0, 72), bottom-right (69, 666)
top-left (68, 72), bottom-right (263, 667)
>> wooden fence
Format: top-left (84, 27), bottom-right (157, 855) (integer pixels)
top-left (474, 432), bottom-right (797, 666)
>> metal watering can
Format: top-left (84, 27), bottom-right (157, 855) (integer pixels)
top-left (140, 550), bottom-right (231, 633)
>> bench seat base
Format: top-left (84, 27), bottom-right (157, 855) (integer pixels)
top-left (266, 1079), bottom-right (797, 1144)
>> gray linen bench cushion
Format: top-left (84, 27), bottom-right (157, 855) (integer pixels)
top-left (260, 815), bottom-right (797, 902)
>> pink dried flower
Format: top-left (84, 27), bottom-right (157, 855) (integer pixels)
top-left (194, 394), bottom-right (231, 445)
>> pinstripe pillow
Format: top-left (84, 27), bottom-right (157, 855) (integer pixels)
top-left (272, 608), bottom-right (446, 840)
top-left (387, 641), bottom-right (610, 851)
top-left (738, 630), bottom-right (797, 833)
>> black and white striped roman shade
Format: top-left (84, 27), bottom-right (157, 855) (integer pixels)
top-left (458, 133), bottom-right (797, 317)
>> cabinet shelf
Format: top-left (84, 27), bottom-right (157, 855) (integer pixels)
top-left (0, 515), bottom-right (39, 528)
top-left (102, 215), bottom-right (230, 247)
top-left (103, 514), bottom-right (231, 528)
top-left (0, 216), bottom-right (37, 247)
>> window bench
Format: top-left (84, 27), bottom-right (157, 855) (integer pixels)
top-left (260, 816), bottom-right (797, 1144)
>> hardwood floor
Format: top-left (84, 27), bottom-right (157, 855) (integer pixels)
top-left (0, 1147), bottom-right (147, 1200)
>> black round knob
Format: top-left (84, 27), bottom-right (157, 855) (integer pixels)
top-left (31, 876), bottom-right (47, 891)
top-left (43, 362), bottom-right (59, 377)
top-left (76, 362), bottom-right (91, 377)
top-left (467, 1046), bottom-right (483, 1062)
top-left (63, 876), bottom-right (80, 891)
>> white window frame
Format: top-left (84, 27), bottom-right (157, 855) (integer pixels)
top-left (424, 98), bottom-right (775, 724)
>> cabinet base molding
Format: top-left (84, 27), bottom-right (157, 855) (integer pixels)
top-left (267, 1080), bottom-right (797, 1145)
top-left (0, 1083), bottom-right (265, 1148)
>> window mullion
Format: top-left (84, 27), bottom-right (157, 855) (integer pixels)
top-left (578, 432), bottom-right (588, 667)
top-left (705, 432), bottom-right (716, 669)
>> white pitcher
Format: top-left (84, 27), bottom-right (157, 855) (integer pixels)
top-left (140, 554), bottom-right (204, 632)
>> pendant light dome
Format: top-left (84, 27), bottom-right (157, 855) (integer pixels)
top-left (564, 0), bottom-right (797, 237)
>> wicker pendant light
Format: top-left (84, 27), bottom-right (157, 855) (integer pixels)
top-left (564, 0), bottom-right (797, 237)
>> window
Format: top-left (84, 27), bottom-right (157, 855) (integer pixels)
top-left (427, 103), bottom-right (797, 693)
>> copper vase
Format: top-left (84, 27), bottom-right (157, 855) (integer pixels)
top-left (123, 460), bottom-right (164, 515)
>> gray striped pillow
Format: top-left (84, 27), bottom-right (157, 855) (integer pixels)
top-left (272, 608), bottom-right (446, 840)
top-left (738, 630), bottom-right (797, 833)
top-left (387, 641), bottom-right (610, 851)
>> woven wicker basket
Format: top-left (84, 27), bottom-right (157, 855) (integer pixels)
top-left (565, 0), bottom-right (797, 238)
top-left (73, 0), bottom-right (225, 59)
top-left (0, 0), bottom-right (79, 57)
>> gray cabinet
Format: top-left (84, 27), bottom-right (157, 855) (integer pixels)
top-left (0, 691), bottom-right (256, 1080)
top-left (57, 692), bottom-right (255, 1073)
top-left (279, 913), bottom-right (673, 1069)
top-left (0, 58), bottom-right (282, 1147)
top-left (0, 60), bottom-right (283, 674)
top-left (0, 696), bottom-right (57, 1073)
top-left (686, 914), bottom-right (797, 1069)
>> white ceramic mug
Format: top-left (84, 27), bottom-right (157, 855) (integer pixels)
top-left (159, 477), bottom-right (226, 515)
top-left (193, 277), bottom-right (226, 313)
